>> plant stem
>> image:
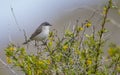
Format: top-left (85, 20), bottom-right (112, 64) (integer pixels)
top-left (94, 0), bottom-right (112, 73)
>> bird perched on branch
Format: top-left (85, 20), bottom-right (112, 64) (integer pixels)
top-left (23, 22), bottom-right (52, 44)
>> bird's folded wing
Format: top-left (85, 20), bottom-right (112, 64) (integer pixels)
top-left (30, 25), bottom-right (42, 40)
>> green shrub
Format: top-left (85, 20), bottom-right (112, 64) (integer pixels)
top-left (5, 0), bottom-right (120, 75)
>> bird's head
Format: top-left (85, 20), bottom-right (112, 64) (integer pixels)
top-left (41, 22), bottom-right (52, 26)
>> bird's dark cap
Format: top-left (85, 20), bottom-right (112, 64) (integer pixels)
top-left (41, 22), bottom-right (52, 26)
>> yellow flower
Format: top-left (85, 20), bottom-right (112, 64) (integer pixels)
top-left (6, 57), bottom-right (12, 64)
top-left (87, 59), bottom-right (92, 65)
top-left (38, 61), bottom-right (44, 65)
top-left (77, 27), bottom-right (83, 31)
top-left (9, 46), bottom-right (16, 51)
top-left (63, 45), bottom-right (68, 50)
top-left (48, 41), bottom-right (53, 46)
top-left (85, 21), bottom-right (92, 28)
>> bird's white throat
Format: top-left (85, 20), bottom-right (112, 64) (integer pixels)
top-left (42, 26), bottom-right (50, 33)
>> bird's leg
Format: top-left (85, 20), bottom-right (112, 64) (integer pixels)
top-left (35, 40), bottom-right (37, 46)
top-left (35, 40), bottom-right (40, 47)
top-left (35, 40), bottom-right (41, 53)
top-left (41, 40), bottom-right (47, 45)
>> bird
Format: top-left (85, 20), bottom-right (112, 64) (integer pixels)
top-left (23, 22), bottom-right (52, 44)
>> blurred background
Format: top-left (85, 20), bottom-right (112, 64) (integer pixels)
top-left (0, 0), bottom-right (120, 75)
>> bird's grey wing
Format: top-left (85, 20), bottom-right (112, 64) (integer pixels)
top-left (30, 25), bottom-right (42, 40)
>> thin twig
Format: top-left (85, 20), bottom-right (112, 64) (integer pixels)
top-left (10, 7), bottom-right (21, 31)
top-left (94, 0), bottom-right (112, 73)
top-left (23, 29), bottom-right (28, 42)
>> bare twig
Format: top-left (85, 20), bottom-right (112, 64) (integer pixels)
top-left (23, 29), bottom-right (28, 42)
top-left (94, 0), bottom-right (112, 73)
top-left (10, 6), bottom-right (21, 31)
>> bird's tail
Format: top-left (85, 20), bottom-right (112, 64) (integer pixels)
top-left (23, 39), bottom-right (31, 44)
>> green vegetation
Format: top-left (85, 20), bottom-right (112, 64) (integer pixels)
top-left (5, 0), bottom-right (120, 75)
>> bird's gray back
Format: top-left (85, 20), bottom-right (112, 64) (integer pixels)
top-left (30, 25), bottom-right (42, 40)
